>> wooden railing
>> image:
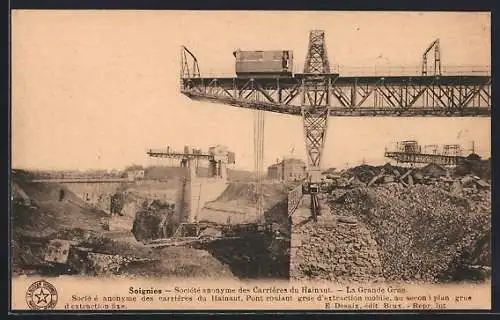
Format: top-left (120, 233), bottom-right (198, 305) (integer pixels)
top-left (287, 184), bottom-right (303, 217)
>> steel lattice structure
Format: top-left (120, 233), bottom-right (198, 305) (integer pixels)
top-left (301, 30), bottom-right (333, 172)
top-left (303, 30), bottom-right (331, 74)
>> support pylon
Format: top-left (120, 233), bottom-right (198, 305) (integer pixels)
top-left (301, 30), bottom-right (332, 221)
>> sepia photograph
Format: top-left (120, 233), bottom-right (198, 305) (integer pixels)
top-left (10, 10), bottom-right (491, 311)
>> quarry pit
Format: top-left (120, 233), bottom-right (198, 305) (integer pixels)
top-left (11, 161), bottom-right (491, 283)
top-left (11, 167), bottom-right (292, 280)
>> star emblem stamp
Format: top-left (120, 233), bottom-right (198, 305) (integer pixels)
top-left (25, 280), bottom-right (58, 310)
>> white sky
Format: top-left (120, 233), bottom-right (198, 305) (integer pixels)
top-left (11, 11), bottom-right (491, 171)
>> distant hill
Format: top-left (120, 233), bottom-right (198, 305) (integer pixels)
top-left (14, 166), bottom-right (257, 182)
top-left (11, 169), bottom-right (36, 181)
top-left (14, 168), bottom-right (123, 179)
top-left (227, 169), bottom-right (254, 181)
top-left (143, 166), bottom-right (254, 181)
top-left (11, 171), bottom-right (108, 235)
top-left (144, 166), bottom-right (190, 180)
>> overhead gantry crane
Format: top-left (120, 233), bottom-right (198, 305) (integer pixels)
top-left (178, 30), bottom-right (491, 221)
top-left (384, 140), bottom-right (470, 166)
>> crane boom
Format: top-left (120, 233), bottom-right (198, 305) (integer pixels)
top-left (422, 39), bottom-right (441, 76)
top-left (181, 46), bottom-right (201, 79)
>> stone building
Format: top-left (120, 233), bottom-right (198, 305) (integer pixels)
top-left (267, 158), bottom-right (307, 181)
top-left (126, 168), bottom-right (145, 181)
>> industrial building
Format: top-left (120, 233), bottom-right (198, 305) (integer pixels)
top-left (267, 158), bottom-right (307, 181)
top-left (126, 168), bottom-right (145, 181)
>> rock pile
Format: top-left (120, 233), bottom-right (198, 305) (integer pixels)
top-left (291, 216), bottom-right (384, 283)
top-left (331, 184), bottom-right (491, 282)
top-left (338, 162), bottom-right (491, 192)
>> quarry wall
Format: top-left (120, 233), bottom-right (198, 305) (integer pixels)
top-left (190, 178), bottom-right (230, 222)
top-left (60, 182), bottom-right (128, 213)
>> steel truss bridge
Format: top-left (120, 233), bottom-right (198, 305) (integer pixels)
top-left (179, 30), bottom-right (491, 220)
top-left (147, 149), bottom-right (214, 161)
top-left (181, 74), bottom-right (491, 117)
top-left (384, 151), bottom-right (467, 166)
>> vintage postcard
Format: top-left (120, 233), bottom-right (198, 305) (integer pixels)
top-left (10, 10), bottom-right (491, 311)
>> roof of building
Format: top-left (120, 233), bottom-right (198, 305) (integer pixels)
top-left (283, 158), bottom-right (305, 163)
top-left (267, 157), bottom-right (306, 170)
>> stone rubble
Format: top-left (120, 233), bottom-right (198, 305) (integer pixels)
top-left (290, 198), bottom-right (385, 283)
top-left (331, 184), bottom-right (490, 282)
top-left (290, 164), bottom-right (491, 283)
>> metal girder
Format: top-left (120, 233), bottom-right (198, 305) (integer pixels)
top-left (180, 75), bottom-right (491, 116)
top-left (147, 149), bottom-right (214, 160)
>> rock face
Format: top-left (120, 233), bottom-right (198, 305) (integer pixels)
top-left (290, 196), bottom-right (384, 283)
top-left (11, 171), bottom-right (236, 279)
top-left (132, 200), bottom-right (177, 242)
top-left (200, 182), bottom-right (289, 223)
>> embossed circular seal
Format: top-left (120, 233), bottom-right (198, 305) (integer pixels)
top-left (25, 280), bottom-right (58, 310)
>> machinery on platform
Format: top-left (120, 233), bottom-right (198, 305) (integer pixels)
top-left (398, 140), bottom-right (422, 154)
top-left (147, 145), bottom-right (235, 179)
top-left (385, 140), bottom-right (471, 166)
top-left (234, 50), bottom-right (293, 78)
top-left (179, 30), bottom-right (491, 221)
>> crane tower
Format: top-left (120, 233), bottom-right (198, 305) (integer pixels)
top-left (301, 30), bottom-right (334, 182)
